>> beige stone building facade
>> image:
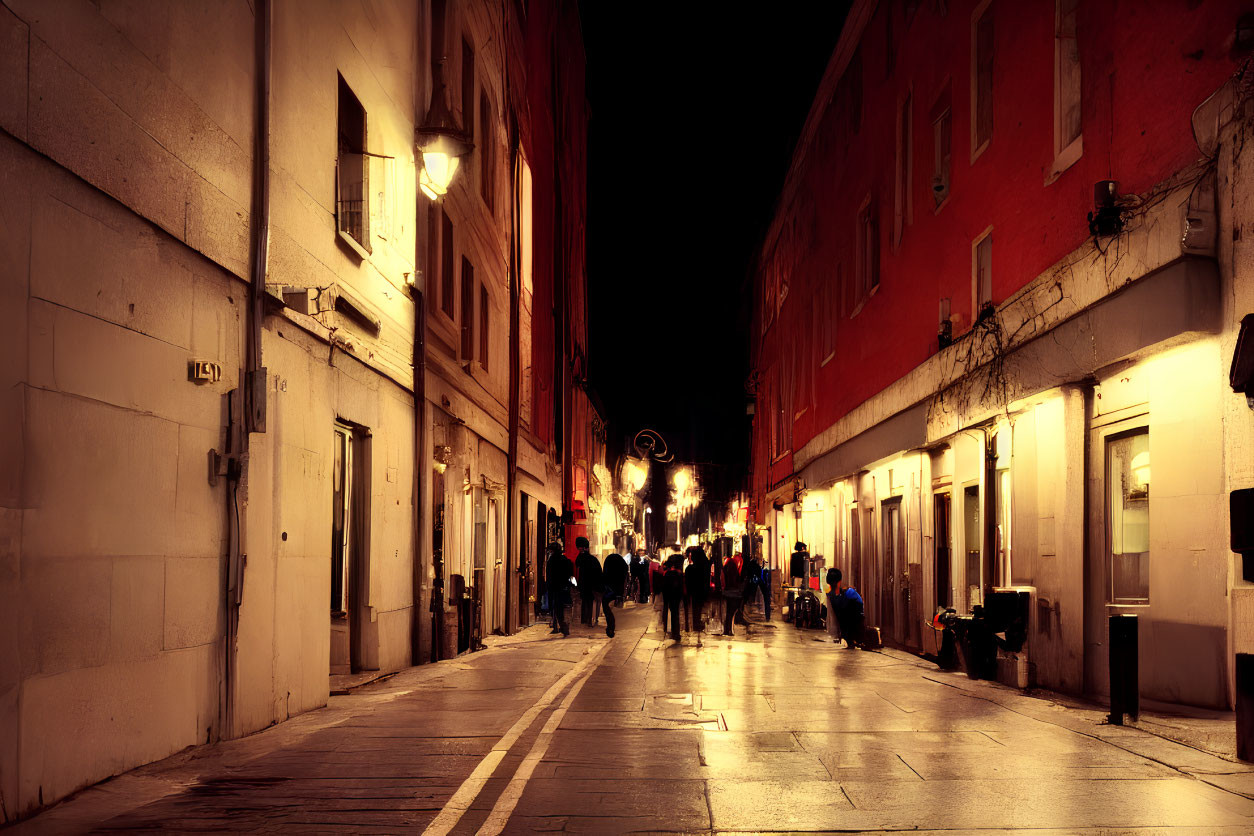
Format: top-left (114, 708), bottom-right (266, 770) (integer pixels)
top-left (0, 0), bottom-right (584, 820)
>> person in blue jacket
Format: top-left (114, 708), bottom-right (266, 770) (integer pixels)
top-left (828, 568), bottom-right (865, 649)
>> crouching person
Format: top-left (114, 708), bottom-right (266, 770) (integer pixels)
top-left (829, 568), bottom-right (865, 649)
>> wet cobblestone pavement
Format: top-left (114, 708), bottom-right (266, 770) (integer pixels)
top-left (16, 603), bottom-right (1254, 834)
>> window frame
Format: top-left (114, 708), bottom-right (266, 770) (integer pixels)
top-left (931, 83), bottom-right (953, 211)
top-left (969, 0), bottom-right (995, 163)
top-left (460, 256), bottom-right (475, 367)
top-left (479, 282), bottom-right (490, 372)
top-left (852, 195), bottom-right (879, 317)
top-left (1093, 420), bottom-right (1152, 606)
top-left (971, 226), bottom-right (994, 320)
top-left (336, 73), bottom-right (371, 257)
top-left (893, 87), bottom-right (914, 250)
top-left (461, 36), bottom-right (475, 149)
top-left (1048, 0), bottom-right (1083, 183)
top-left (479, 88), bottom-right (495, 213)
top-left (820, 267), bottom-right (837, 366)
top-left (439, 210), bottom-right (455, 321)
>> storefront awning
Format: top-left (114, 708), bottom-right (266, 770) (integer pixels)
top-left (799, 402), bottom-right (929, 490)
top-left (764, 478), bottom-right (799, 509)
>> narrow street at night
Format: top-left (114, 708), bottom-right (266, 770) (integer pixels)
top-left (16, 603), bottom-right (1254, 834)
top-left (13, 0), bottom-right (1254, 831)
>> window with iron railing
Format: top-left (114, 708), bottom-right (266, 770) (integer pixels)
top-left (336, 74), bottom-right (370, 254)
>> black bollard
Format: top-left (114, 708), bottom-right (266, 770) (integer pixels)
top-left (1109, 613), bottom-right (1139, 724)
top-left (1238, 654), bottom-right (1254, 762)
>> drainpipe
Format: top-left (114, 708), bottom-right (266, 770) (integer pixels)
top-left (506, 119), bottom-right (522, 633)
top-left (411, 287), bottom-right (427, 664)
top-left (501, 6), bottom-right (521, 635)
top-left (224, 0), bottom-right (271, 740)
top-left (415, 0), bottom-right (446, 665)
top-left (551, 38), bottom-right (570, 551)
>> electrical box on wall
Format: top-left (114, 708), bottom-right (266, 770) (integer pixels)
top-left (188, 359), bottom-right (222, 384)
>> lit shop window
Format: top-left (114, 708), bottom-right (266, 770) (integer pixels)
top-left (1107, 429), bottom-right (1150, 603)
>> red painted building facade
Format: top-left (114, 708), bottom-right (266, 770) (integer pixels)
top-left (751, 0), bottom-right (1254, 708)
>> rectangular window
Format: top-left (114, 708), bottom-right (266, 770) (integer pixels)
top-left (1053, 0), bottom-right (1082, 167)
top-left (821, 273), bottom-right (836, 364)
top-left (426, 204), bottom-right (440, 309)
top-left (461, 38), bottom-right (475, 144)
top-left (849, 50), bottom-right (863, 135)
top-left (1106, 428), bottom-right (1149, 603)
top-left (796, 318), bottom-right (811, 416)
top-left (964, 484), bottom-right (982, 611)
top-left (996, 467), bottom-right (1011, 587)
top-left (893, 90), bottom-right (913, 248)
top-left (461, 256), bottom-right (475, 365)
top-left (479, 283), bottom-right (489, 371)
top-left (773, 380), bottom-right (787, 457)
top-left (973, 228), bottom-right (993, 317)
top-left (336, 74), bottom-right (370, 253)
top-left (855, 198), bottom-right (879, 309)
top-left (441, 212), bottom-right (455, 319)
top-left (972, 1), bottom-right (994, 158)
top-left (931, 85), bottom-right (952, 208)
top-left (480, 90), bottom-right (495, 212)
top-left (519, 155), bottom-right (534, 427)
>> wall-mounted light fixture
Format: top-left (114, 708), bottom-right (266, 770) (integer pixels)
top-left (417, 59), bottom-right (472, 200)
top-left (1088, 180), bottom-right (1124, 237)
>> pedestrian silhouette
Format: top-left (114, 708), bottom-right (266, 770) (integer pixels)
top-left (720, 553), bottom-right (742, 636)
top-left (684, 546), bottom-right (711, 633)
top-left (574, 537), bottom-right (603, 626)
top-left (545, 543), bottom-right (573, 637)
top-left (602, 551), bottom-right (628, 638)
top-left (662, 555), bottom-right (684, 641)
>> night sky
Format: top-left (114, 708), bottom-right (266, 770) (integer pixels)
top-left (581, 2), bottom-right (851, 504)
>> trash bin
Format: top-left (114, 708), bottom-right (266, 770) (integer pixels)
top-left (953, 608), bottom-right (996, 680)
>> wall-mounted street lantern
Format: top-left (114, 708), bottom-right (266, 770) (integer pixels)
top-left (417, 60), bottom-right (472, 200)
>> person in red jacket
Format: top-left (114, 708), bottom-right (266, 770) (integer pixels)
top-left (719, 554), bottom-right (742, 636)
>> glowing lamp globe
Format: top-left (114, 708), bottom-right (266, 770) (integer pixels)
top-left (418, 136), bottom-right (464, 199)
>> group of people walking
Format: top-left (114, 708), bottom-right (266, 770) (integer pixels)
top-left (543, 536), bottom-right (626, 638)
top-left (640, 546), bottom-right (771, 642)
top-left (542, 537), bottom-right (866, 649)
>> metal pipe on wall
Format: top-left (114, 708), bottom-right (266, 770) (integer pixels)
top-left (503, 5), bottom-right (521, 635)
top-left (411, 287), bottom-right (427, 664)
top-left (225, 0), bottom-right (271, 740)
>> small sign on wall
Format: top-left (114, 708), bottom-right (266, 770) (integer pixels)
top-left (189, 359), bottom-right (222, 384)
